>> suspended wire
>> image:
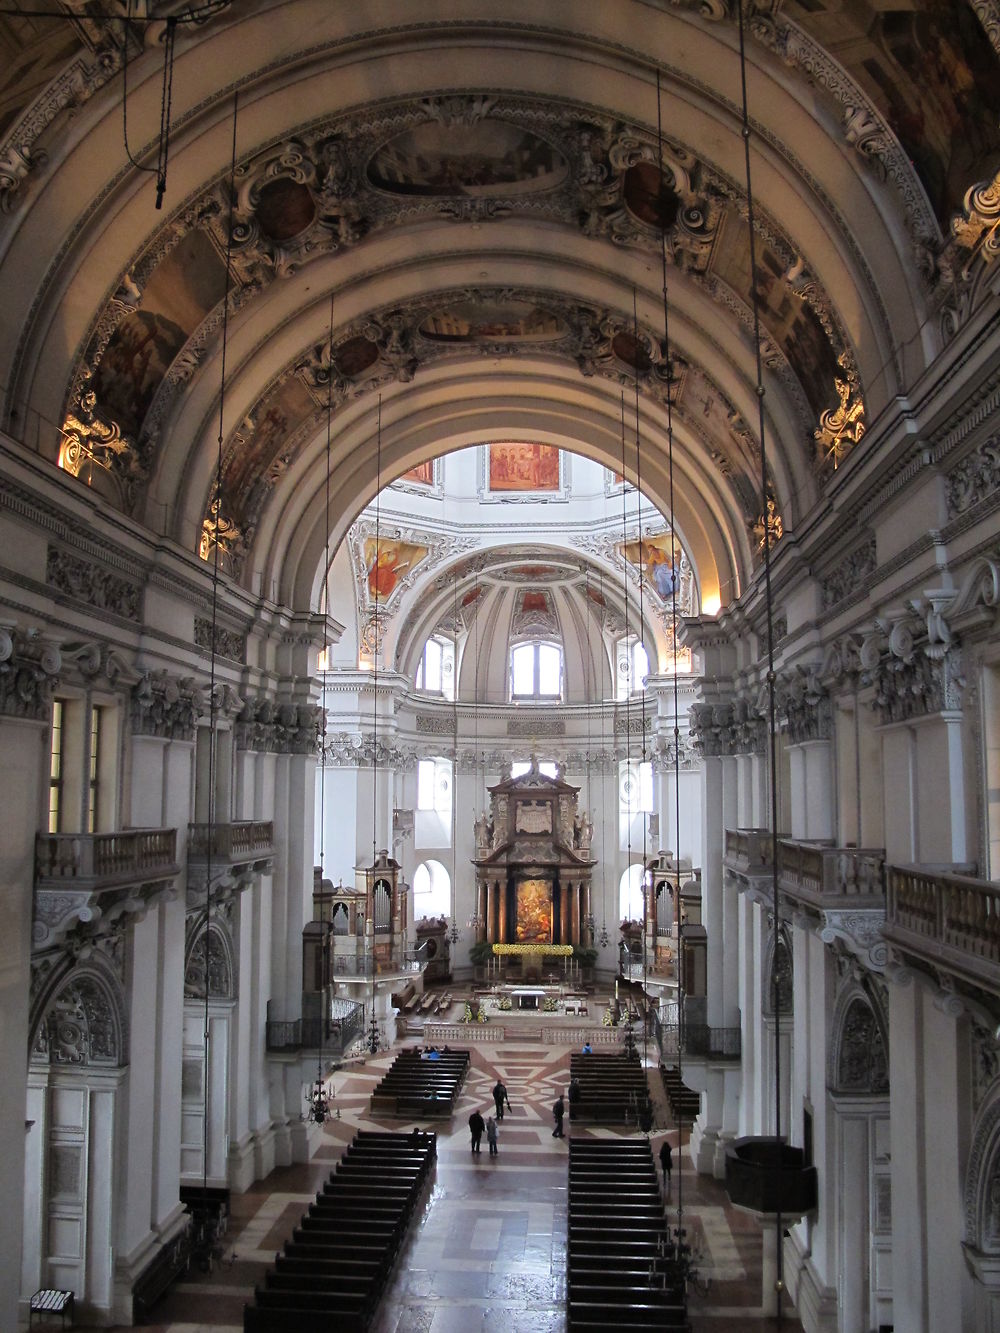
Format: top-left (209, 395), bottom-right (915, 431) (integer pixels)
top-left (619, 390), bottom-right (632, 991)
top-left (737, 2), bottom-right (785, 1315)
top-left (451, 565), bottom-right (460, 943)
top-left (201, 84), bottom-right (237, 1226)
top-left (632, 285), bottom-right (649, 1072)
top-left (154, 16), bottom-right (178, 208)
top-left (657, 63), bottom-right (687, 1290)
top-left (369, 396), bottom-right (383, 1054)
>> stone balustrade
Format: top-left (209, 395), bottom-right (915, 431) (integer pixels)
top-left (777, 840), bottom-right (886, 906)
top-left (34, 828), bottom-right (180, 950)
top-left (886, 865), bottom-right (1000, 994)
top-left (724, 828), bottom-right (774, 873)
top-left (188, 821), bottom-right (274, 859)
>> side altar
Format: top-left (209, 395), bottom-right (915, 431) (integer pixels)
top-left (471, 759), bottom-right (596, 967)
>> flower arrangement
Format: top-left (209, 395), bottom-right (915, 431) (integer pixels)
top-left (603, 1006), bottom-right (617, 1027)
top-left (496, 995), bottom-right (512, 1011)
top-left (543, 996), bottom-right (558, 1012)
top-left (477, 1005), bottom-right (489, 1023)
top-left (463, 1002), bottom-right (474, 1023)
top-left (492, 943), bottom-right (574, 957)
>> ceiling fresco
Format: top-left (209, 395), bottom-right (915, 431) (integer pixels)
top-left (50, 92), bottom-right (867, 544)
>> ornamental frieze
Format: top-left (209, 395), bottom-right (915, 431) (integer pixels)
top-left (47, 544), bottom-right (141, 621)
top-left (0, 623), bottom-right (61, 721)
top-left (946, 433), bottom-right (1000, 518)
top-left (820, 535), bottom-right (877, 611)
top-left (194, 617), bottom-right (246, 664)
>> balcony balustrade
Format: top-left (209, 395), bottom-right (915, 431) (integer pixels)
top-left (187, 821), bottom-right (274, 899)
top-left (885, 865), bottom-right (1000, 996)
top-left (724, 828), bottom-right (774, 875)
top-left (34, 828), bottom-right (179, 949)
top-left (777, 840), bottom-right (886, 909)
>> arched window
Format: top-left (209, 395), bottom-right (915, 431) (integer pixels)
top-left (616, 637), bottom-right (649, 700)
top-left (510, 641), bottom-right (563, 700)
top-left (619, 863), bottom-right (645, 923)
top-left (413, 859), bottom-right (451, 919)
top-left (415, 634), bottom-right (455, 700)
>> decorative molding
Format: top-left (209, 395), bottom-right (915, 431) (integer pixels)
top-left (775, 666), bottom-right (832, 745)
top-left (31, 969), bottom-right (125, 1068)
top-left (506, 715), bottom-right (565, 737)
top-left (820, 911), bottom-right (888, 975)
top-left (46, 544), bottom-right (140, 622)
top-left (860, 610), bottom-right (966, 726)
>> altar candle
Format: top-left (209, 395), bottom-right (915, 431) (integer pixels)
top-left (615, 979), bottom-right (619, 999)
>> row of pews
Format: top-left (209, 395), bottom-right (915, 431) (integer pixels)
top-left (659, 1063), bottom-right (701, 1124)
top-left (567, 1139), bottom-right (691, 1330)
top-left (569, 1051), bottom-right (652, 1124)
top-left (369, 1044), bottom-right (469, 1117)
top-left (243, 1129), bottom-right (436, 1332)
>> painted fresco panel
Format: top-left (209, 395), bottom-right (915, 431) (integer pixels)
top-left (619, 531), bottom-right (682, 601)
top-left (94, 230), bottom-right (227, 438)
top-left (420, 299), bottom-right (563, 342)
top-left (225, 375), bottom-right (315, 500)
top-left (400, 460), bottom-right (434, 485)
top-left (787, 0), bottom-right (1000, 225)
top-left (516, 879), bottom-right (552, 943)
top-left (711, 212), bottom-right (840, 421)
top-left (488, 443), bottom-right (560, 492)
top-left (368, 121), bottom-right (567, 197)
top-left (363, 536), bottom-right (429, 603)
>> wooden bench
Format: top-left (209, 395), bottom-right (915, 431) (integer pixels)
top-left (30, 1289), bottom-right (75, 1328)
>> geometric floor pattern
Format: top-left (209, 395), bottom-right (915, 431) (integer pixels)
top-left (51, 1038), bottom-right (804, 1332)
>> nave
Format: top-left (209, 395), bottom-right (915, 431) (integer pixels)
top-left (51, 1040), bottom-right (805, 1333)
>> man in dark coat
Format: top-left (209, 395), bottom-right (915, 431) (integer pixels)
top-left (469, 1108), bottom-right (485, 1154)
top-left (552, 1094), bottom-right (566, 1137)
top-left (493, 1079), bottom-right (511, 1120)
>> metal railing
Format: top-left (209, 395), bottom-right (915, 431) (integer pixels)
top-left (777, 840), bottom-right (885, 901)
top-left (35, 828), bottom-right (178, 884)
top-left (266, 999), bottom-right (365, 1054)
top-left (656, 1022), bottom-right (741, 1060)
top-left (188, 821), bottom-right (274, 859)
top-left (330, 946), bottom-right (427, 978)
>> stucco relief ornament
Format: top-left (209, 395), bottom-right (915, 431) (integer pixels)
top-left (0, 624), bottom-right (61, 721)
top-left (814, 359), bottom-right (866, 472)
top-left (946, 436), bottom-right (1000, 518)
top-left (820, 911), bottom-right (887, 973)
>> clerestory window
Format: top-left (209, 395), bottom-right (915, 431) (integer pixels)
top-left (510, 641), bottom-right (563, 701)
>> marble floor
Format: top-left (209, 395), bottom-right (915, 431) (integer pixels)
top-left (48, 1040), bottom-right (804, 1332)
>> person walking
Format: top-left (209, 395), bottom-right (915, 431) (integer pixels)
top-left (552, 1093), bottom-right (566, 1137)
top-left (659, 1138), bottom-right (673, 1190)
top-left (486, 1114), bottom-right (499, 1157)
top-left (492, 1078), bottom-right (511, 1120)
top-left (469, 1108), bottom-right (485, 1154)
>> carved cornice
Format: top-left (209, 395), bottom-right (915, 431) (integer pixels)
top-left (0, 622), bottom-right (61, 721)
top-left (689, 694), bottom-right (764, 757)
top-left (320, 730), bottom-right (416, 769)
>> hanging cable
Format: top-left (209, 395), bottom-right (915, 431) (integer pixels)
top-left (632, 286), bottom-right (648, 1073)
top-left (368, 396), bottom-right (383, 1055)
top-left (154, 16), bottom-right (178, 208)
top-left (656, 63), bottom-right (688, 1302)
top-left (737, 2), bottom-right (785, 1314)
top-left (196, 86), bottom-right (237, 1262)
top-left (619, 389), bottom-right (633, 1008)
top-left (450, 564), bottom-right (460, 947)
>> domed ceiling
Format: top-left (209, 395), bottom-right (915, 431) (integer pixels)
top-left (1, 1), bottom-right (998, 617)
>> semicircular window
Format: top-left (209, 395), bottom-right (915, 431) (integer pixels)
top-left (368, 119), bottom-right (568, 197)
top-left (419, 298), bottom-right (564, 344)
top-left (255, 177), bottom-right (316, 242)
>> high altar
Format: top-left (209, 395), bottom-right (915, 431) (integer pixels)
top-left (471, 759), bottom-right (596, 956)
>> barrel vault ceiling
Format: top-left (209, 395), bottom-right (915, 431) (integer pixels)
top-left (1, 0), bottom-right (998, 615)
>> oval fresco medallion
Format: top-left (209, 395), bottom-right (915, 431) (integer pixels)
top-left (367, 119), bottom-right (568, 197)
top-left (611, 330), bottom-right (652, 374)
top-left (334, 335), bottom-right (380, 378)
top-left (623, 161), bottom-right (680, 229)
top-left (255, 177), bottom-right (317, 242)
top-left (419, 299), bottom-right (564, 343)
